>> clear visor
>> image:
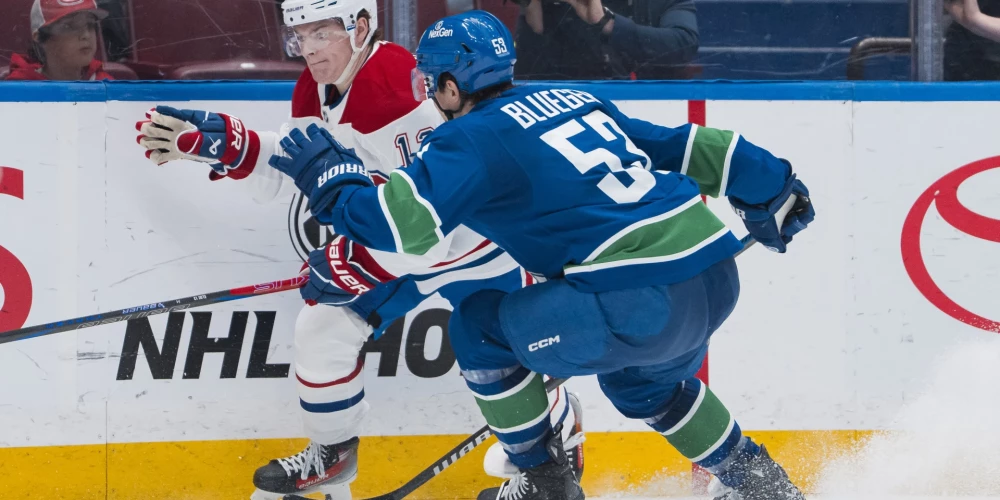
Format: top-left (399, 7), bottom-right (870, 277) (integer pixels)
top-left (282, 22), bottom-right (351, 58)
top-left (412, 67), bottom-right (433, 102)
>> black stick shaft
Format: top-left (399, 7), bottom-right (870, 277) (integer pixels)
top-left (365, 377), bottom-right (568, 500)
top-left (0, 276), bottom-right (306, 345)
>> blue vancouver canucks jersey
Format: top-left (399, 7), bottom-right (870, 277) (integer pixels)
top-left (316, 86), bottom-right (790, 292)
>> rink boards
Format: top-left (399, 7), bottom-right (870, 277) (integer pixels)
top-left (1, 81), bottom-right (999, 498)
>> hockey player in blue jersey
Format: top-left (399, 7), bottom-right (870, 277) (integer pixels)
top-left (269, 10), bottom-right (815, 500)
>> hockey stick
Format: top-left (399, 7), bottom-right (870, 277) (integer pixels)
top-left (735, 235), bottom-right (756, 256)
top-left (362, 376), bottom-right (568, 500)
top-left (0, 276), bottom-right (307, 345)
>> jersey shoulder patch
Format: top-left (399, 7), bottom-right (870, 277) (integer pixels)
top-left (291, 67), bottom-right (322, 119)
top-left (341, 42), bottom-right (421, 135)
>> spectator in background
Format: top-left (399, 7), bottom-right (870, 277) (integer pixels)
top-left (6, 0), bottom-right (113, 81)
top-left (512, 0), bottom-right (698, 80)
top-left (96, 0), bottom-right (132, 62)
top-left (944, 0), bottom-right (1000, 79)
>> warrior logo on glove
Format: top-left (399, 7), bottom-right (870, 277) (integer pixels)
top-left (319, 163), bottom-right (370, 188)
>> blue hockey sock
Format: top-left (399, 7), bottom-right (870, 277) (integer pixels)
top-left (645, 377), bottom-right (761, 486)
top-left (463, 366), bottom-right (554, 468)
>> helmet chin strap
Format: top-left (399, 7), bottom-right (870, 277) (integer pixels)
top-left (333, 25), bottom-right (375, 88)
top-left (432, 93), bottom-right (469, 121)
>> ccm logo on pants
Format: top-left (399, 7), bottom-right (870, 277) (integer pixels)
top-left (528, 336), bottom-right (560, 352)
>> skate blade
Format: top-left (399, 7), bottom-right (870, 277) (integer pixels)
top-left (250, 474), bottom-right (354, 500)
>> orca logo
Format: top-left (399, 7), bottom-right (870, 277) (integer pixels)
top-left (901, 156), bottom-right (1000, 332)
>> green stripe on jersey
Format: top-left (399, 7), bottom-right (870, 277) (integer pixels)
top-left (564, 198), bottom-right (728, 275)
top-left (473, 372), bottom-right (549, 432)
top-left (683, 126), bottom-right (739, 198)
top-left (381, 171), bottom-right (441, 255)
top-left (663, 384), bottom-right (733, 459)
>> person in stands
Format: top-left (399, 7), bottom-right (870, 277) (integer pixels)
top-left (6, 0), bottom-right (113, 81)
top-left (511, 0), bottom-right (699, 80)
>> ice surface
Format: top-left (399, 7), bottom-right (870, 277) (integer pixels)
top-left (813, 337), bottom-right (1000, 498)
top-left (598, 337), bottom-right (1000, 499)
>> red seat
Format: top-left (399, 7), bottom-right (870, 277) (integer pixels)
top-left (475, 0), bottom-right (520, 35)
top-left (0, 62), bottom-right (135, 81)
top-left (0, 1), bottom-right (38, 69)
top-left (163, 60), bottom-right (306, 80)
top-left (128, 0), bottom-right (284, 65)
top-left (103, 61), bottom-right (137, 80)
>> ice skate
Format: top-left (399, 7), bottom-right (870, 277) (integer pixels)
top-left (251, 438), bottom-right (358, 500)
top-left (483, 388), bottom-right (586, 481)
top-left (477, 424), bottom-right (585, 500)
top-left (707, 445), bottom-right (806, 500)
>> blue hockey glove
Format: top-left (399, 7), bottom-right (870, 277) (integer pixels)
top-left (136, 106), bottom-right (259, 180)
top-left (730, 173), bottom-right (814, 253)
top-left (300, 236), bottom-right (384, 306)
top-left (268, 124), bottom-right (372, 213)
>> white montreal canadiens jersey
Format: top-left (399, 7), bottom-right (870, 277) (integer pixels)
top-left (244, 41), bottom-right (523, 294)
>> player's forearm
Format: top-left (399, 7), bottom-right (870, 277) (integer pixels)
top-left (721, 138), bottom-right (792, 205)
top-left (313, 185), bottom-right (395, 253)
top-left (677, 124), bottom-right (790, 203)
top-left (312, 184), bottom-right (433, 256)
top-left (242, 130), bottom-right (295, 204)
top-left (634, 122), bottom-right (789, 203)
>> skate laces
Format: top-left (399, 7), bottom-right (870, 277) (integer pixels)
top-left (277, 442), bottom-right (328, 481)
top-left (499, 472), bottom-right (531, 500)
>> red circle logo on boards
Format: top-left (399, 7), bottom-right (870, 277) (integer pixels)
top-left (901, 156), bottom-right (1000, 333)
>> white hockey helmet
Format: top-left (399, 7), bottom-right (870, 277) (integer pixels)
top-left (281, 0), bottom-right (379, 62)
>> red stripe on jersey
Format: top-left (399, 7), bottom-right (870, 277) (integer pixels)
top-left (431, 239), bottom-right (493, 268)
top-left (340, 43), bottom-right (422, 135)
top-left (370, 171), bottom-right (389, 186)
top-left (297, 357), bottom-right (364, 388)
top-left (348, 241), bottom-right (397, 282)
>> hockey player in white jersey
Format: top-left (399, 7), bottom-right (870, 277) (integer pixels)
top-left (134, 1), bottom-right (582, 499)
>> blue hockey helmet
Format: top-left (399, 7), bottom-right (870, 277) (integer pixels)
top-left (412, 10), bottom-right (516, 103)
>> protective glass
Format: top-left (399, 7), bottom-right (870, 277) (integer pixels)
top-left (48, 13), bottom-right (100, 37)
top-left (411, 67), bottom-right (433, 102)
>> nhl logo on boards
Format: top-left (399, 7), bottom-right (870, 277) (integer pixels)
top-left (429, 21), bottom-right (453, 38)
top-left (901, 156), bottom-right (1000, 333)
